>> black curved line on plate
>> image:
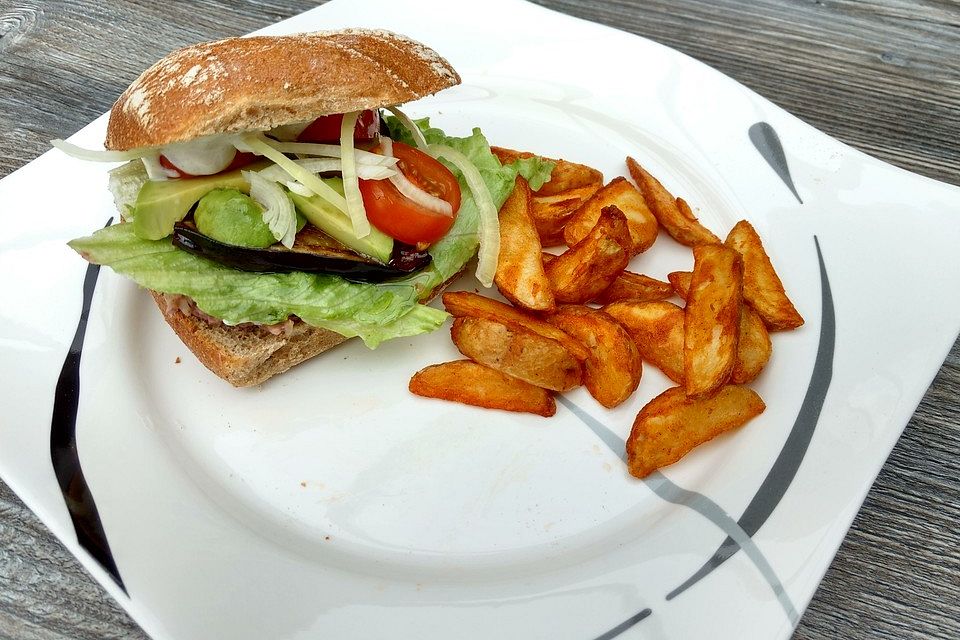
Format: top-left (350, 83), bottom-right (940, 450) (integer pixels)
top-left (50, 218), bottom-right (126, 593)
top-left (557, 397), bottom-right (797, 628)
top-left (666, 235), bottom-right (834, 602)
top-left (749, 122), bottom-right (803, 204)
top-left (592, 607), bottom-right (652, 640)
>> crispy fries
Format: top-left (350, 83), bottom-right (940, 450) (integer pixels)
top-left (684, 245), bottom-right (743, 397)
top-left (546, 306), bottom-right (642, 408)
top-left (562, 177), bottom-right (658, 255)
top-left (495, 177), bottom-right (556, 312)
top-left (626, 156), bottom-right (720, 247)
top-left (410, 360), bottom-right (556, 417)
top-left (731, 304), bottom-right (772, 384)
top-left (413, 142), bottom-right (801, 479)
top-left (443, 291), bottom-right (590, 361)
top-left (670, 270), bottom-right (771, 384)
top-left (626, 385), bottom-right (766, 478)
top-left (530, 186), bottom-right (600, 247)
top-left (451, 317), bottom-right (582, 392)
top-left (603, 301), bottom-right (685, 383)
top-left (545, 205), bottom-right (631, 303)
top-left (725, 220), bottom-right (804, 331)
top-left (596, 271), bottom-right (674, 304)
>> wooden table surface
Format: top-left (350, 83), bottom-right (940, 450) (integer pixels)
top-left (0, 1), bottom-right (957, 638)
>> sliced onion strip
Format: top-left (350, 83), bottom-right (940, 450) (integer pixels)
top-left (386, 106), bottom-right (428, 150)
top-left (428, 144), bottom-right (500, 287)
top-left (244, 170), bottom-right (298, 249)
top-left (258, 158), bottom-right (395, 182)
top-left (339, 111), bottom-right (371, 238)
top-left (236, 134), bottom-right (348, 213)
top-left (51, 139), bottom-right (151, 162)
top-left (264, 140), bottom-right (397, 166)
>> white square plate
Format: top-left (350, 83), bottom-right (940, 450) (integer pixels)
top-left (2, 1), bottom-right (959, 638)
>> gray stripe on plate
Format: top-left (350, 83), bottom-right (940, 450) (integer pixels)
top-left (557, 399), bottom-right (799, 624)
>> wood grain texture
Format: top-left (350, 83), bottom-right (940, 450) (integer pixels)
top-left (0, 1), bottom-right (957, 639)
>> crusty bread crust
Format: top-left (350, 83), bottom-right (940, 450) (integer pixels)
top-left (106, 29), bottom-right (460, 150)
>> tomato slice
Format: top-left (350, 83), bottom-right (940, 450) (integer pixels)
top-left (159, 151), bottom-right (257, 178)
top-left (358, 141), bottom-right (462, 245)
top-left (298, 109), bottom-right (380, 144)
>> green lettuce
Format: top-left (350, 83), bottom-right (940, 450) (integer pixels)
top-left (69, 122), bottom-right (554, 347)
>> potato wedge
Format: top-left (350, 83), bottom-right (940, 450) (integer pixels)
top-left (491, 146), bottom-right (603, 196)
top-left (603, 300), bottom-right (685, 383)
top-left (731, 304), bottom-right (772, 384)
top-left (684, 245), bottom-right (742, 397)
top-left (530, 185), bottom-right (600, 247)
top-left (410, 360), bottom-right (556, 417)
top-left (495, 177), bottom-right (556, 312)
top-left (725, 220), bottom-right (804, 331)
top-left (626, 385), bottom-right (766, 478)
top-left (545, 252), bottom-right (673, 304)
top-left (596, 271), bottom-right (674, 304)
top-left (546, 305), bottom-right (642, 408)
top-left (667, 270), bottom-right (692, 298)
top-left (442, 291), bottom-right (591, 361)
top-left (626, 156), bottom-right (720, 246)
top-left (563, 177), bottom-right (658, 255)
top-left (451, 317), bottom-right (582, 392)
top-left (670, 270), bottom-right (771, 384)
top-left (545, 205), bottom-right (631, 303)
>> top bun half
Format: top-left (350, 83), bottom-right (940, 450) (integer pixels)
top-left (105, 29), bottom-right (460, 151)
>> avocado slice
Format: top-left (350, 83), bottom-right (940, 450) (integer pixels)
top-left (289, 181), bottom-right (393, 264)
top-left (131, 162), bottom-right (267, 240)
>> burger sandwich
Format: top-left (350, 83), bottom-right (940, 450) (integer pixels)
top-left (59, 29), bottom-right (553, 386)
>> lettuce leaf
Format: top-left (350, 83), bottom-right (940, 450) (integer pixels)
top-left (69, 122), bottom-right (554, 347)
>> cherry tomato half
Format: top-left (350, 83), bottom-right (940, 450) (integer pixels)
top-left (159, 151), bottom-right (257, 178)
top-left (297, 109), bottom-right (380, 144)
top-left (358, 141), bottom-right (462, 246)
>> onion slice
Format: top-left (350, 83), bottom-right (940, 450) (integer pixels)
top-left (244, 170), bottom-right (298, 249)
top-left (264, 141), bottom-right (397, 166)
top-left (386, 106), bottom-right (428, 150)
top-left (258, 158), bottom-right (396, 182)
top-left (51, 139), bottom-right (152, 162)
top-left (380, 137), bottom-right (452, 216)
top-left (236, 134), bottom-right (348, 214)
top-left (339, 111), bottom-right (371, 238)
top-left (428, 144), bottom-right (500, 287)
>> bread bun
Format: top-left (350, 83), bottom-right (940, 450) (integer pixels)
top-left (106, 29), bottom-right (460, 151)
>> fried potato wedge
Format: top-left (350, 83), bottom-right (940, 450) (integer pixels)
top-left (530, 185), bottom-right (600, 247)
top-left (442, 291), bottom-right (590, 361)
top-left (545, 205), bottom-right (631, 303)
top-left (596, 271), bottom-right (674, 304)
top-left (410, 360), bottom-right (556, 417)
top-left (495, 177), bottom-right (556, 312)
top-left (626, 156), bottom-right (720, 247)
top-left (667, 270), bottom-right (692, 298)
top-left (725, 220), bottom-right (804, 331)
top-left (684, 245), bottom-right (743, 397)
top-left (546, 252), bottom-right (674, 304)
top-left (451, 317), bottom-right (582, 392)
top-left (546, 305), bottom-right (642, 408)
top-left (731, 303), bottom-right (772, 384)
top-left (563, 177), bottom-right (658, 255)
top-left (670, 270), bottom-right (771, 384)
top-left (603, 300), bottom-right (685, 383)
top-left (626, 385), bottom-right (766, 478)
top-left (491, 146), bottom-right (603, 196)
